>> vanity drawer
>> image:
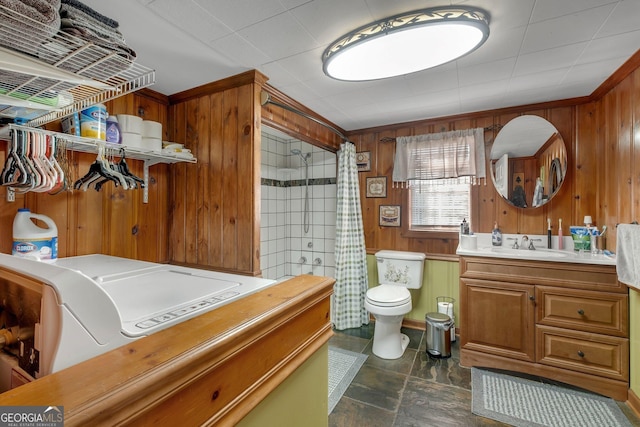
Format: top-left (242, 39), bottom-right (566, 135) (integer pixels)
top-left (536, 287), bottom-right (628, 337)
top-left (536, 326), bottom-right (629, 381)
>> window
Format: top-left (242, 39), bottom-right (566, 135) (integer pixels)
top-left (393, 128), bottom-right (483, 233)
top-left (409, 178), bottom-right (470, 231)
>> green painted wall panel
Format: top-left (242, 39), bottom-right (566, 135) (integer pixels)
top-left (237, 343), bottom-right (328, 427)
top-left (630, 288), bottom-right (639, 398)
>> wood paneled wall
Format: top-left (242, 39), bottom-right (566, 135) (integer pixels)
top-left (0, 90), bottom-right (171, 262)
top-left (167, 71), bottom-right (265, 276)
top-left (594, 66), bottom-right (640, 250)
top-left (345, 106), bottom-right (575, 254)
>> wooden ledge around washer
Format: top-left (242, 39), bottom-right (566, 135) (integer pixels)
top-left (0, 274), bottom-right (335, 426)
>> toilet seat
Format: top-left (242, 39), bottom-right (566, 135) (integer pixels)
top-left (366, 284), bottom-right (411, 307)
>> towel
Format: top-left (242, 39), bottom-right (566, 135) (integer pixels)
top-left (59, 1), bottom-right (136, 61)
top-left (616, 224), bottom-right (640, 291)
top-left (0, 0), bottom-right (61, 55)
top-left (60, 0), bottom-right (118, 28)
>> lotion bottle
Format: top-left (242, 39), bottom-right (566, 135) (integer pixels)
top-left (492, 222), bottom-right (502, 246)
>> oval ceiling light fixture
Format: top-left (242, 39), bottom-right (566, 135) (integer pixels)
top-left (322, 6), bottom-right (490, 81)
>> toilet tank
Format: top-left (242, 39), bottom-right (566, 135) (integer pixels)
top-left (375, 250), bottom-right (426, 289)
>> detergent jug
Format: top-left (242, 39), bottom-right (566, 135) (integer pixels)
top-left (12, 209), bottom-right (58, 262)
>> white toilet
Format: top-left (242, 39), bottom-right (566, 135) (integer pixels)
top-left (365, 250), bottom-right (426, 359)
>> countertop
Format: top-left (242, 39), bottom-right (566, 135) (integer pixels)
top-left (456, 233), bottom-right (616, 266)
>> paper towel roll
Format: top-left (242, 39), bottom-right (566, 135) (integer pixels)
top-left (438, 302), bottom-right (454, 318)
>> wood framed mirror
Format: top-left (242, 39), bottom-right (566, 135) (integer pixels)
top-left (490, 115), bottom-right (567, 209)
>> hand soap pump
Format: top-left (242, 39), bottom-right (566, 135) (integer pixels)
top-left (492, 222), bottom-right (502, 246)
top-left (460, 219), bottom-right (469, 235)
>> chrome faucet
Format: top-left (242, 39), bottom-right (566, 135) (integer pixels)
top-left (520, 235), bottom-right (529, 249)
top-left (507, 237), bottom-right (519, 249)
top-left (528, 238), bottom-right (542, 250)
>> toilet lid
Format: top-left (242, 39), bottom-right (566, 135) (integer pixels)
top-left (366, 284), bottom-right (411, 306)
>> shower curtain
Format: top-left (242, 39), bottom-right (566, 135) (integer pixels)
top-left (332, 142), bottom-right (369, 330)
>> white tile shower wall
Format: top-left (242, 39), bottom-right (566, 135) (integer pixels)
top-left (260, 131), bottom-right (336, 281)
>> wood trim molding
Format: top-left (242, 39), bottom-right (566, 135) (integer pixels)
top-left (169, 70), bottom-right (269, 104)
top-left (0, 275), bottom-right (334, 426)
top-left (136, 88), bottom-right (170, 105)
top-left (590, 47), bottom-right (640, 100)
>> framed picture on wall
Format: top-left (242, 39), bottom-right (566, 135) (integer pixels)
top-left (356, 151), bottom-right (371, 172)
top-left (366, 176), bottom-right (387, 198)
top-left (379, 205), bottom-right (401, 227)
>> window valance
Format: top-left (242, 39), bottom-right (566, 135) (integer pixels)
top-left (392, 128), bottom-right (485, 186)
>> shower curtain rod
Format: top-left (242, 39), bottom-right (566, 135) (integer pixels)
top-left (260, 91), bottom-right (350, 143)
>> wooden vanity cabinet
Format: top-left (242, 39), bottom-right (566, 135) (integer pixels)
top-left (459, 256), bottom-right (629, 401)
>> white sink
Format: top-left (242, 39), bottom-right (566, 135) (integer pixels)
top-left (480, 246), bottom-right (571, 259)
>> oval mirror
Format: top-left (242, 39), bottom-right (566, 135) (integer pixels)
top-left (490, 115), bottom-right (567, 209)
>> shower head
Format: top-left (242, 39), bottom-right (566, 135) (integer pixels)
top-left (291, 149), bottom-right (311, 164)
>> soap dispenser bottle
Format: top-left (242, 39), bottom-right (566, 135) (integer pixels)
top-left (492, 222), bottom-right (502, 246)
top-left (460, 219), bottom-right (469, 235)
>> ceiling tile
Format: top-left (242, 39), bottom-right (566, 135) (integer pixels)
top-left (208, 33), bottom-right (271, 68)
top-left (290, 0), bottom-right (373, 45)
top-left (146, 0), bottom-right (231, 42)
top-left (530, 0), bottom-right (619, 23)
top-left (521, 4), bottom-right (616, 54)
top-left (194, 0), bottom-right (286, 31)
top-left (238, 12), bottom-right (319, 61)
top-left (513, 43), bottom-right (587, 76)
top-left (458, 58), bottom-right (517, 87)
top-left (577, 31), bottom-right (640, 65)
top-left (596, 0), bottom-right (640, 37)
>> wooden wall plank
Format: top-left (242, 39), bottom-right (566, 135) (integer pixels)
top-left (184, 98), bottom-right (200, 265)
top-left (209, 92), bottom-right (225, 268)
top-left (196, 95), bottom-right (211, 266)
top-left (169, 102), bottom-right (188, 263)
top-left (221, 89), bottom-right (239, 270)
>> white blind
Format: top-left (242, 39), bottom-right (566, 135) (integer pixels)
top-left (410, 179), bottom-right (470, 228)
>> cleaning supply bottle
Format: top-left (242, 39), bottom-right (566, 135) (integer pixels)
top-left (558, 218), bottom-right (563, 250)
top-left (12, 209), bottom-right (58, 262)
top-left (105, 115), bottom-right (121, 144)
top-left (492, 222), bottom-right (502, 246)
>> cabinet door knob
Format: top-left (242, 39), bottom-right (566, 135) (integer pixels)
top-left (577, 350), bottom-right (585, 358)
top-left (577, 309), bottom-right (585, 315)
top-left (529, 295), bottom-right (535, 301)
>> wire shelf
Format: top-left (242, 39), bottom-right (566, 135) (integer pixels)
top-left (0, 4), bottom-right (155, 127)
top-left (0, 124), bottom-right (196, 165)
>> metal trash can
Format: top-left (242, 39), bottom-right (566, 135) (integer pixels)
top-left (425, 312), bottom-right (453, 358)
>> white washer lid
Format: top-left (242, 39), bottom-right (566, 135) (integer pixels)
top-left (366, 284), bottom-right (411, 305)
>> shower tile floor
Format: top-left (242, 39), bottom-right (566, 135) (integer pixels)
top-left (328, 324), bottom-right (640, 427)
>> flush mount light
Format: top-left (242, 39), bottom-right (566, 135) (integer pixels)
top-left (322, 6), bottom-right (490, 81)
